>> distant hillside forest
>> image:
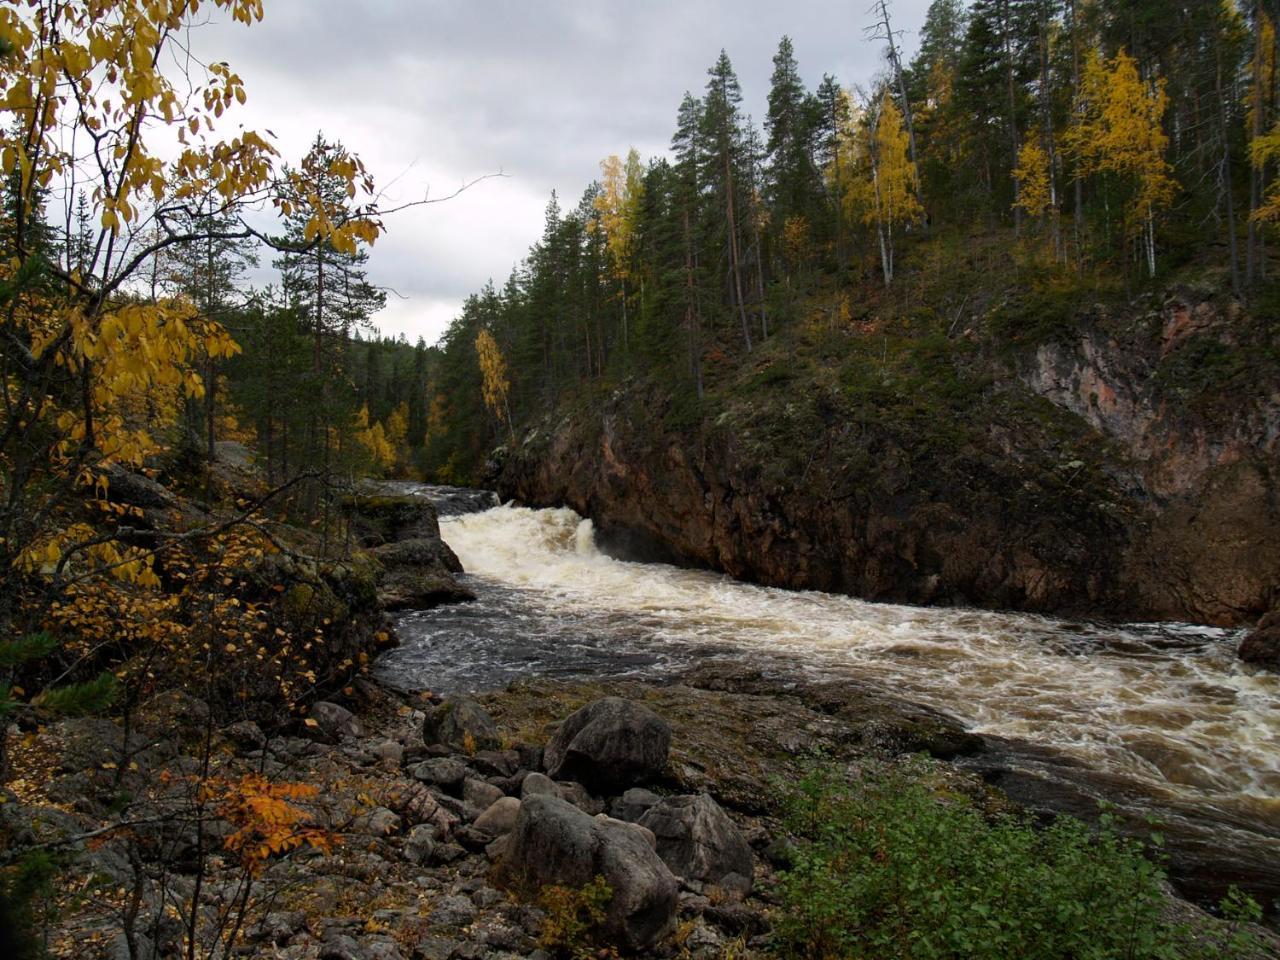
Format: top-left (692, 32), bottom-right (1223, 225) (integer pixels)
top-left (421, 0), bottom-right (1280, 483)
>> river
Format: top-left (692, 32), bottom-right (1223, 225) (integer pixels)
top-left (374, 494), bottom-right (1280, 913)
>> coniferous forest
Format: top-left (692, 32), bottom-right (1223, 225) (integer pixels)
top-left (2, 2), bottom-right (1280, 959)
top-left (420, 0), bottom-right (1280, 482)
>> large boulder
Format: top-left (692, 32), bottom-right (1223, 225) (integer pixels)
top-left (370, 537), bottom-right (472, 612)
top-left (495, 794), bottom-right (677, 951)
top-left (1240, 609), bottom-right (1280, 670)
top-left (422, 696), bottom-right (500, 752)
top-left (342, 492), bottom-right (443, 547)
top-left (639, 793), bottom-right (753, 889)
top-left (544, 697), bottom-right (671, 793)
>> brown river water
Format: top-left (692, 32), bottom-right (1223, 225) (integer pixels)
top-left (374, 494), bottom-right (1280, 915)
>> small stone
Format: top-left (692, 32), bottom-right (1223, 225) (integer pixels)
top-left (226, 720), bottom-right (265, 749)
top-left (308, 701), bottom-right (364, 742)
top-left (480, 923), bottom-right (522, 950)
top-left (412, 934), bottom-right (458, 960)
top-left (353, 806), bottom-right (401, 837)
top-left (705, 901), bottom-right (760, 935)
top-left (516, 743), bottom-right (544, 771)
top-left (429, 842), bottom-right (465, 865)
top-left (485, 835), bottom-right (510, 861)
top-left (520, 772), bottom-right (557, 798)
top-left (762, 836), bottom-right (796, 867)
top-left (413, 757), bottom-right (468, 792)
top-left (709, 872), bottom-right (752, 903)
top-left (472, 886), bottom-right (504, 909)
top-left (610, 787), bottom-right (661, 822)
top-left (429, 894), bottom-right (477, 928)
top-left (454, 825), bottom-right (494, 852)
top-left (469, 749), bottom-right (520, 778)
top-left (371, 740), bottom-right (404, 765)
top-left (543, 697), bottom-right (671, 792)
top-left (255, 910), bottom-right (307, 945)
top-left (474, 796), bottom-right (521, 836)
top-left (462, 778), bottom-right (504, 816)
top-left (422, 696), bottom-right (500, 751)
top-left (405, 824), bottom-right (437, 865)
top-left (554, 780), bottom-right (603, 815)
top-left (678, 893), bottom-right (710, 916)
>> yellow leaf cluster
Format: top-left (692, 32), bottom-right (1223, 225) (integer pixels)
top-left (592, 148), bottom-right (645, 284)
top-left (1013, 129), bottom-right (1054, 220)
top-left (354, 405), bottom-right (396, 471)
top-left (1064, 49), bottom-right (1176, 235)
top-left (475, 329), bottom-right (511, 427)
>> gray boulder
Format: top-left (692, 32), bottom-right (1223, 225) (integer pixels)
top-left (610, 787), bottom-right (661, 823)
top-left (639, 794), bottom-right (752, 889)
top-left (555, 780), bottom-right (604, 815)
top-left (473, 797), bottom-right (521, 836)
top-left (544, 697), bottom-right (671, 792)
top-left (520, 772), bottom-right (557, 798)
top-left (496, 794), bottom-right (677, 951)
top-left (462, 778), bottom-right (504, 817)
top-left (422, 696), bottom-right (500, 752)
top-left (308, 701), bottom-right (364, 742)
top-left (405, 824), bottom-right (437, 865)
top-left (413, 757), bottom-right (468, 792)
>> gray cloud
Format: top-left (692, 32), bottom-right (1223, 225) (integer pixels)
top-left (194, 0), bottom-right (932, 343)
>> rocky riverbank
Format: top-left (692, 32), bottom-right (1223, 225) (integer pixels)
top-left (10, 664), bottom-right (1275, 960)
top-left (495, 291), bottom-right (1280, 629)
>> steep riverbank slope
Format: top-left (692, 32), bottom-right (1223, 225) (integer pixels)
top-left (496, 288), bottom-right (1280, 626)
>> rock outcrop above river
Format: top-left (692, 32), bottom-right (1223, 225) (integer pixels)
top-left (344, 491), bottom-right (476, 611)
top-left (1240, 608), bottom-right (1280, 670)
top-left (497, 292), bottom-right (1280, 627)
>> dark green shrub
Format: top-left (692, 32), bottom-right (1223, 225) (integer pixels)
top-left (774, 761), bottom-right (1263, 959)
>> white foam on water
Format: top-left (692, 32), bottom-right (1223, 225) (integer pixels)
top-left (434, 503), bottom-right (1280, 818)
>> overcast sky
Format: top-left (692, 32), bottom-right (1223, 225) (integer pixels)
top-left (196, 1), bottom-right (933, 345)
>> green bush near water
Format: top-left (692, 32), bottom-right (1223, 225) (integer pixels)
top-left (774, 761), bottom-right (1263, 960)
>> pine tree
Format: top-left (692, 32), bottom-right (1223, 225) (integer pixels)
top-left (765, 37), bottom-right (822, 233)
top-left (702, 50), bottom-right (752, 352)
top-left (273, 134), bottom-right (386, 469)
top-left (165, 201), bottom-right (258, 462)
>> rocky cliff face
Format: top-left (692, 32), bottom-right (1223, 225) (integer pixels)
top-left (497, 293), bottom-right (1280, 626)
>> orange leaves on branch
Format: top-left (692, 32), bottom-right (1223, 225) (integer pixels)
top-left (203, 774), bottom-right (335, 875)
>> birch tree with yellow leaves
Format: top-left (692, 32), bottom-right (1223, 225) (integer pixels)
top-left (1064, 49), bottom-right (1175, 277)
top-left (0, 1), bottom-right (384, 646)
top-left (865, 92), bottom-right (922, 287)
top-left (1013, 127), bottom-right (1055, 251)
top-left (475, 328), bottom-right (513, 442)
top-left (593, 148), bottom-right (645, 354)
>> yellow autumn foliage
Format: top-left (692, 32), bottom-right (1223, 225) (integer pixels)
top-left (1013, 130), bottom-right (1054, 221)
top-left (0, 0), bottom-right (383, 589)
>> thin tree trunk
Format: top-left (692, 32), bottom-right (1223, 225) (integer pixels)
top-left (1249, 4), bottom-right (1267, 287)
top-left (1072, 25), bottom-right (1085, 270)
top-left (1003, 0), bottom-right (1022, 238)
top-left (1217, 40), bottom-right (1242, 294)
top-left (724, 149), bottom-right (752, 352)
top-left (876, 0), bottom-right (921, 195)
top-left (683, 209), bottom-right (704, 400)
